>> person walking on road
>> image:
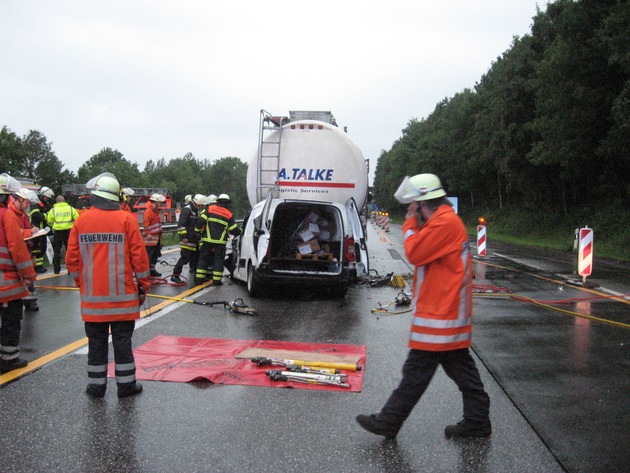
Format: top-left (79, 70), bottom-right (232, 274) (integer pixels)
top-left (0, 174), bottom-right (37, 373)
top-left (47, 195), bottom-right (79, 274)
top-left (194, 193), bottom-right (241, 286)
top-left (30, 186), bottom-right (54, 273)
top-left (143, 193), bottom-right (165, 277)
top-left (66, 173), bottom-right (150, 399)
top-left (170, 193), bottom-right (203, 284)
top-left (356, 173), bottom-right (491, 440)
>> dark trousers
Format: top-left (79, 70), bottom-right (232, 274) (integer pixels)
top-left (85, 321), bottom-right (136, 389)
top-left (52, 229), bottom-right (70, 273)
top-left (146, 245), bottom-right (160, 271)
top-left (195, 242), bottom-right (215, 282)
top-left (32, 235), bottom-right (47, 269)
top-left (380, 348), bottom-right (490, 427)
top-left (0, 299), bottom-right (23, 360)
top-left (173, 248), bottom-right (198, 276)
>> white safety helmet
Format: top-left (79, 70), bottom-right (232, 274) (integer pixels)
top-left (217, 193), bottom-right (230, 203)
top-left (192, 194), bottom-right (205, 205)
top-left (184, 194), bottom-right (192, 203)
top-left (394, 174), bottom-right (446, 204)
top-left (150, 193), bottom-right (166, 203)
top-left (86, 172), bottom-right (120, 201)
top-left (38, 186), bottom-right (55, 199)
top-left (121, 187), bottom-right (135, 196)
top-left (0, 173), bottom-right (22, 195)
top-left (15, 188), bottom-right (39, 204)
top-left (206, 194), bottom-right (217, 204)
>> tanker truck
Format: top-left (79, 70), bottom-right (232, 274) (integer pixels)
top-left (230, 110), bottom-right (369, 297)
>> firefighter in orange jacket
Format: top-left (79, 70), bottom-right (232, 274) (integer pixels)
top-left (12, 188), bottom-right (41, 312)
top-left (66, 173), bottom-right (151, 399)
top-left (357, 174), bottom-right (491, 440)
top-left (0, 174), bottom-right (37, 373)
top-left (143, 193), bottom-right (165, 277)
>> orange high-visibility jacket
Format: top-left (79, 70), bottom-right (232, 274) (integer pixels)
top-left (402, 205), bottom-right (473, 351)
top-left (142, 205), bottom-right (162, 247)
top-left (0, 205), bottom-right (36, 302)
top-left (65, 208), bottom-right (151, 322)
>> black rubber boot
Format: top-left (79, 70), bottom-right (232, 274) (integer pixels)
top-left (118, 382), bottom-right (143, 398)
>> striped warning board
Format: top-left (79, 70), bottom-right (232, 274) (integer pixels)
top-left (578, 227), bottom-right (594, 277)
top-left (477, 225), bottom-right (487, 257)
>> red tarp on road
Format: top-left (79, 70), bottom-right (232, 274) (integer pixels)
top-left (108, 336), bottom-right (366, 392)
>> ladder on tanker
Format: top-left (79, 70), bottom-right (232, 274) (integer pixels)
top-left (256, 109), bottom-right (288, 203)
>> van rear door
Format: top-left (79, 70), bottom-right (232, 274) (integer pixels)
top-left (253, 192), bottom-right (274, 261)
top-left (345, 198), bottom-right (369, 276)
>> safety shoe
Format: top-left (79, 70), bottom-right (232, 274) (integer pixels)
top-left (356, 414), bottom-right (399, 440)
top-left (118, 382), bottom-right (143, 398)
top-left (35, 266), bottom-right (47, 273)
top-left (24, 301), bottom-right (39, 311)
top-left (213, 280), bottom-right (223, 286)
top-left (445, 419), bottom-right (492, 438)
top-left (170, 275), bottom-right (182, 284)
top-left (150, 270), bottom-right (162, 277)
top-left (86, 385), bottom-right (106, 399)
top-left (0, 357), bottom-right (28, 373)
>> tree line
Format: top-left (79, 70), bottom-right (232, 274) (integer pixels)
top-left (373, 0), bottom-right (629, 227)
top-left (0, 128), bottom-right (250, 218)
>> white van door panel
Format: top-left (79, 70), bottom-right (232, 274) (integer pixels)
top-left (345, 198), bottom-right (369, 275)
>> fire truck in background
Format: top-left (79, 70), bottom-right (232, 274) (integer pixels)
top-left (60, 184), bottom-right (176, 223)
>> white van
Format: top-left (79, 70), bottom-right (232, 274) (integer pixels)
top-left (230, 195), bottom-right (368, 297)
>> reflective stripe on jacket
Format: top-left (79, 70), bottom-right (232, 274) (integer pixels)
top-left (403, 205), bottom-right (473, 351)
top-left (142, 206), bottom-right (162, 247)
top-left (195, 204), bottom-right (241, 245)
top-left (0, 205), bottom-right (36, 302)
top-left (65, 208), bottom-right (151, 322)
top-left (47, 202), bottom-right (79, 230)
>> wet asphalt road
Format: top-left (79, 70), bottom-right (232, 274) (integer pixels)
top-left (0, 221), bottom-right (628, 472)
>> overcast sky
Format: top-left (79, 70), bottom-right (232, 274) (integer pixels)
top-left (1, 1), bottom-right (545, 181)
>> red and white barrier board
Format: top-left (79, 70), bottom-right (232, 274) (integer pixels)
top-left (578, 227), bottom-right (594, 277)
top-left (477, 225), bottom-right (487, 257)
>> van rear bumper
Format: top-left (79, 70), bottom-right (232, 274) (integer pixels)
top-left (255, 265), bottom-right (352, 289)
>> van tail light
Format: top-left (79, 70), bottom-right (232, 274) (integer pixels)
top-left (344, 236), bottom-right (355, 262)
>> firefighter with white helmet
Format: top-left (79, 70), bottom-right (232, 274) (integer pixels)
top-left (66, 172), bottom-right (150, 398)
top-left (143, 193), bottom-right (165, 277)
top-left (170, 193), bottom-right (204, 284)
top-left (13, 189), bottom-right (41, 311)
top-left (357, 173), bottom-right (491, 440)
top-left (194, 192), bottom-right (241, 285)
top-left (119, 187), bottom-right (135, 213)
top-left (0, 173), bottom-right (37, 373)
top-left (30, 186), bottom-right (55, 273)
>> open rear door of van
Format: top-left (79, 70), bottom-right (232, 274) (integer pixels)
top-left (253, 191), bottom-right (274, 261)
top-left (345, 198), bottom-right (369, 276)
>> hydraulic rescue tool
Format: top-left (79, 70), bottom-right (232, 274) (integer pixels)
top-left (265, 369), bottom-right (351, 388)
top-left (250, 356), bottom-right (362, 372)
top-left (147, 294), bottom-right (257, 315)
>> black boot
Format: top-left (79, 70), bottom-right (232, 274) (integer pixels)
top-left (445, 419), bottom-right (492, 438)
top-left (150, 269), bottom-right (162, 277)
top-left (118, 381), bottom-right (143, 398)
top-left (1, 357), bottom-right (28, 373)
top-left (170, 275), bottom-right (182, 284)
top-left (86, 384), bottom-right (106, 399)
top-left (356, 414), bottom-right (399, 440)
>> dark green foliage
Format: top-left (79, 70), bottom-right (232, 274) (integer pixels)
top-left (374, 0), bottom-right (629, 257)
